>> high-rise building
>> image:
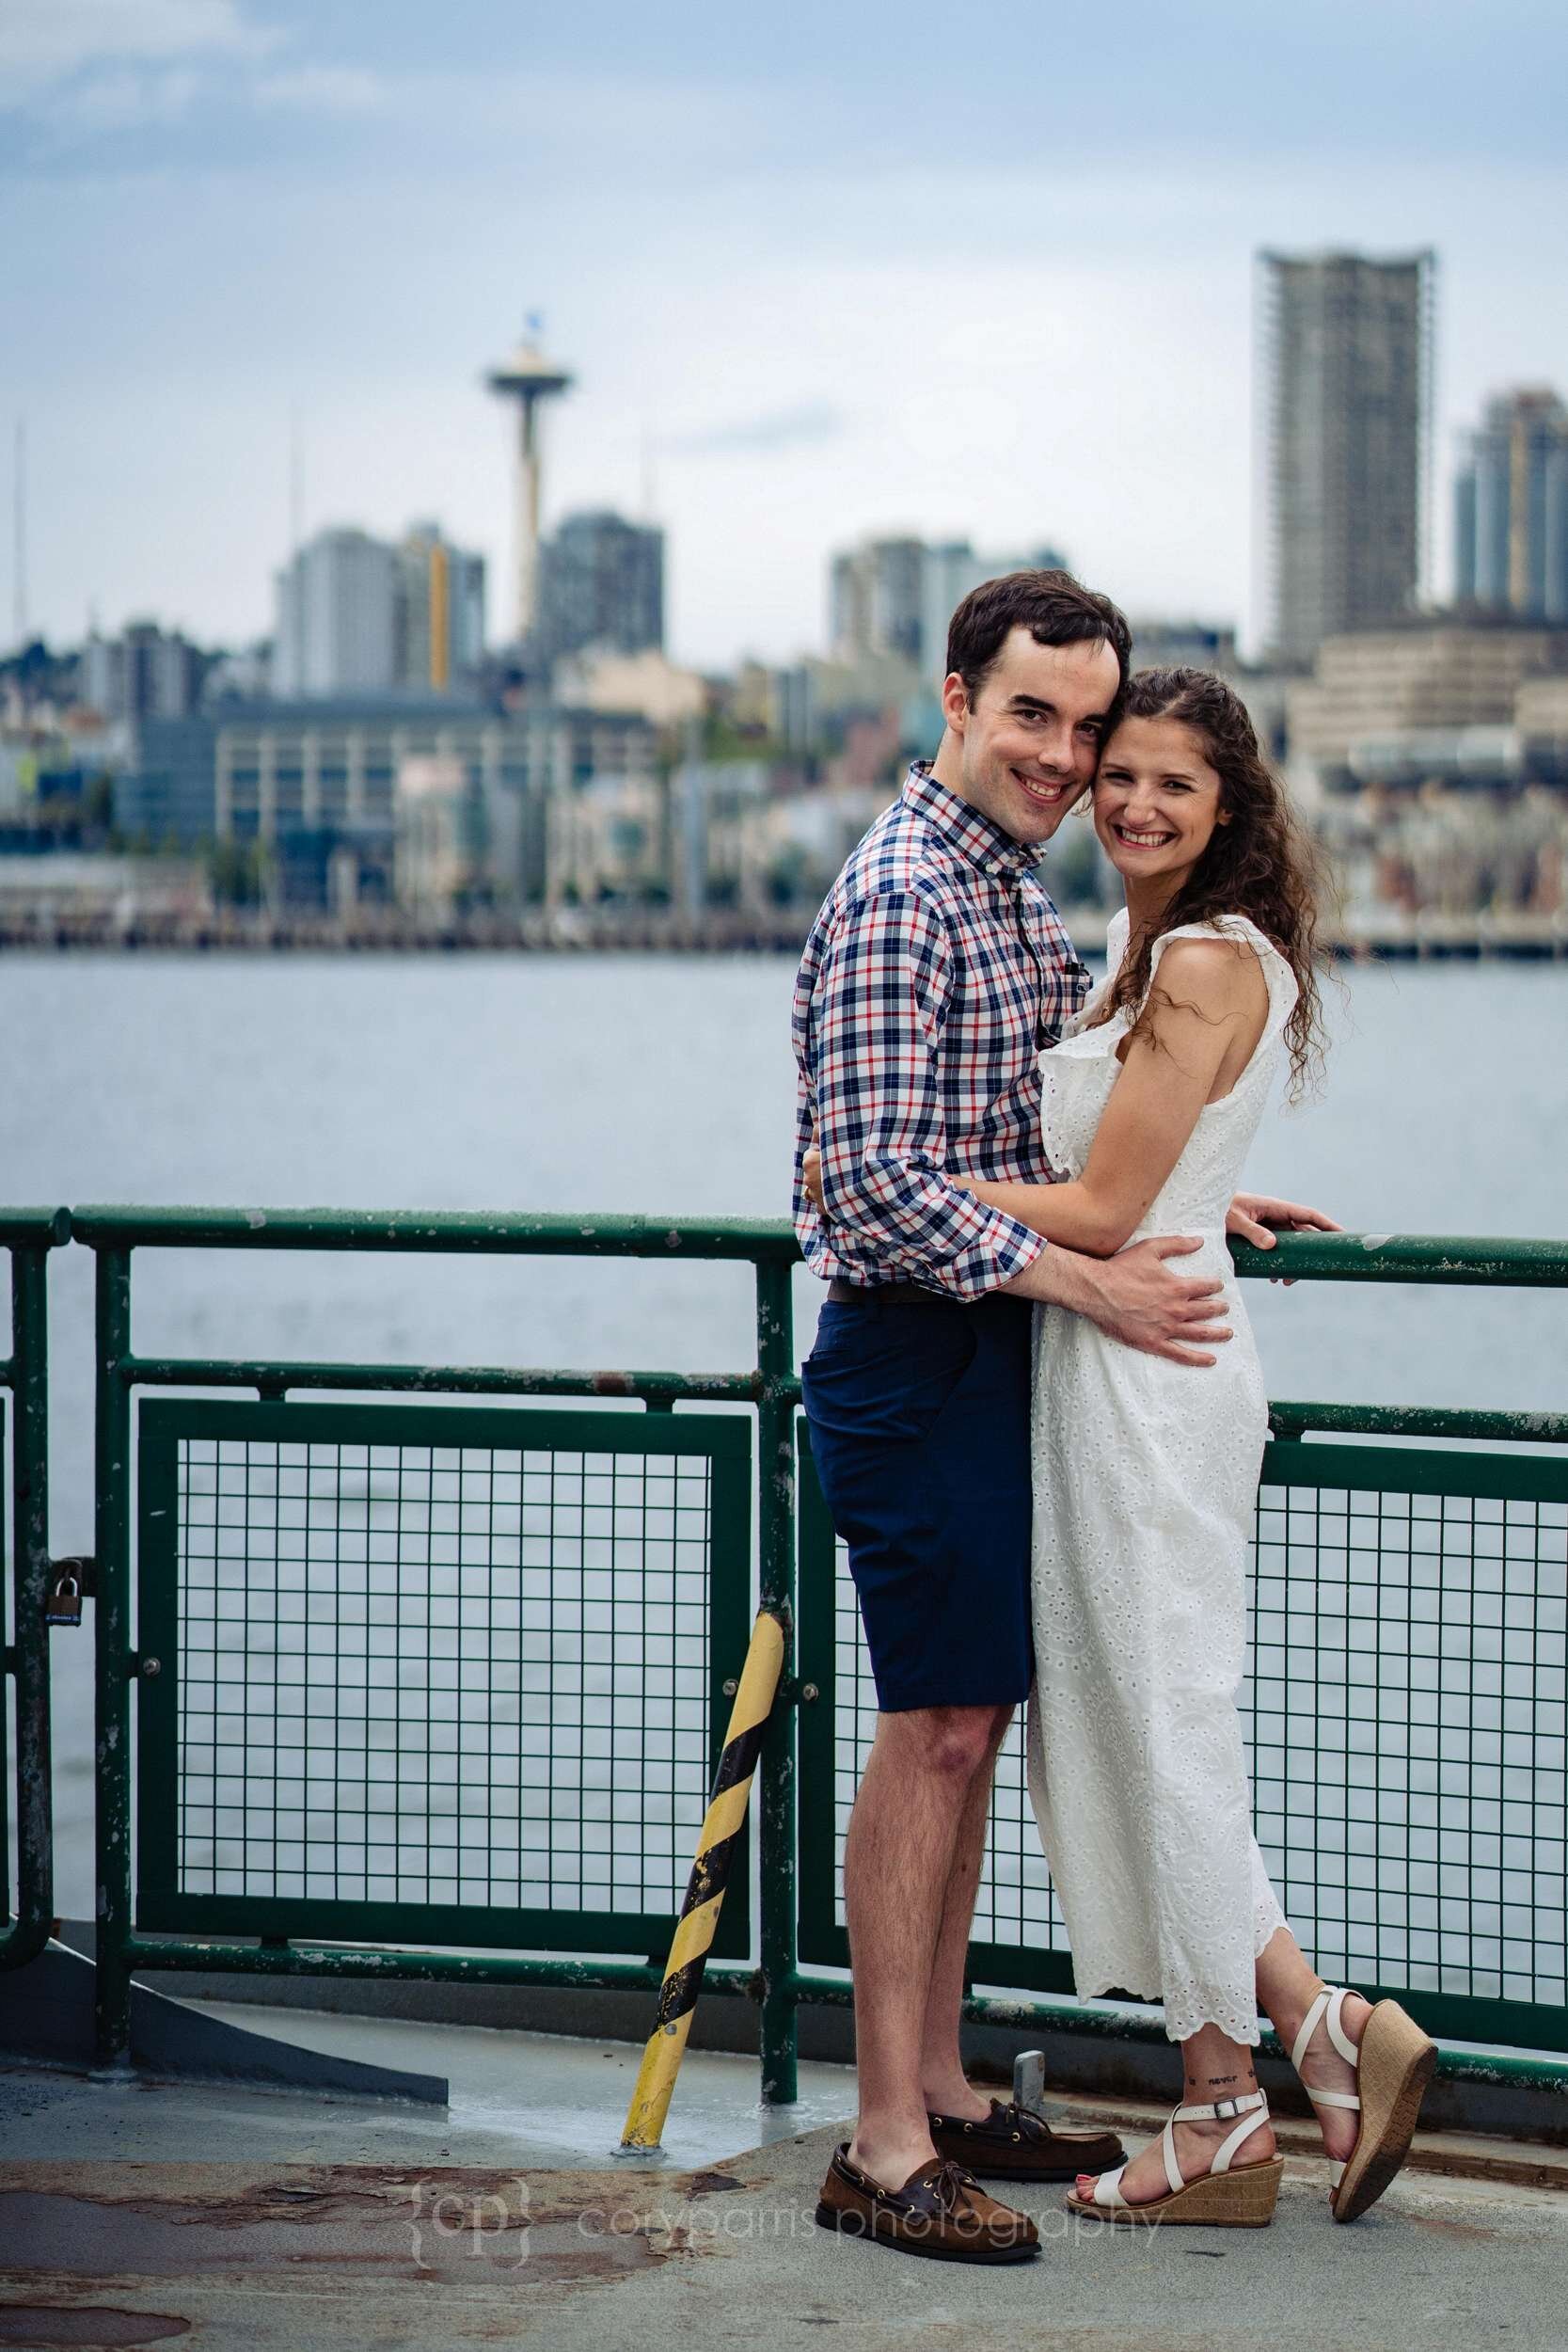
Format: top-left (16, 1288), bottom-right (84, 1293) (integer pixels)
top-left (394, 522), bottom-right (486, 692)
top-left (274, 528), bottom-right (400, 697)
top-left (832, 536), bottom-right (1071, 679)
top-left (1257, 249), bottom-right (1434, 663)
top-left (1453, 388), bottom-right (1568, 621)
top-left (82, 620), bottom-right (203, 721)
top-left (829, 537), bottom-right (925, 666)
top-left (537, 511), bottom-right (664, 667)
top-left (274, 523), bottom-right (485, 698)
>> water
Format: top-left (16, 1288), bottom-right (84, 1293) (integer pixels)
top-left (3, 953), bottom-right (1565, 1935)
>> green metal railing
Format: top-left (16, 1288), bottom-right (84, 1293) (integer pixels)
top-left (0, 1210), bottom-right (70, 1978)
top-left (3, 1210), bottom-right (1566, 2103)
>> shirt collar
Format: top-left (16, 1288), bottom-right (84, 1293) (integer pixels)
top-left (903, 759), bottom-right (1043, 881)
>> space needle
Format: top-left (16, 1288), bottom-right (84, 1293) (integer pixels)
top-left (485, 319), bottom-right (574, 648)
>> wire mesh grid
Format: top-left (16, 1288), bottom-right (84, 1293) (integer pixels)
top-left (821, 1518), bottom-right (1067, 1965)
top-left (168, 1431), bottom-right (716, 1919)
top-left (817, 1465), bottom-right (1568, 2013)
top-left (1250, 1477), bottom-right (1567, 2010)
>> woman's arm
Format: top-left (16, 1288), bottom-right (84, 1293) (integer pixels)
top-left (967, 938), bottom-right (1268, 1256)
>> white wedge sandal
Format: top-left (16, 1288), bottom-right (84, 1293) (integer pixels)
top-left (1063, 2088), bottom-right (1283, 2227)
top-left (1291, 1984), bottom-right (1437, 2223)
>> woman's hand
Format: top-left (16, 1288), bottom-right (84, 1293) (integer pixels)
top-left (801, 1145), bottom-right (827, 1214)
top-left (1226, 1192), bottom-right (1343, 1286)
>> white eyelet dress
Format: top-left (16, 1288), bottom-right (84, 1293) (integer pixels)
top-left (1024, 910), bottom-right (1295, 2045)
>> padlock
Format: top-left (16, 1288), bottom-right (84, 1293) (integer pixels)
top-left (45, 1570), bottom-right (83, 1628)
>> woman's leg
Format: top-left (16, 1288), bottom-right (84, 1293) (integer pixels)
top-left (1080, 2022), bottom-right (1276, 2204)
top-left (1256, 1926), bottom-right (1372, 2170)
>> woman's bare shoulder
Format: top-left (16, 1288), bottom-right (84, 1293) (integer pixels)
top-left (1150, 930), bottom-right (1268, 1018)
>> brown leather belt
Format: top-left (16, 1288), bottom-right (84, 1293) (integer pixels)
top-left (827, 1277), bottom-right (952, 1305)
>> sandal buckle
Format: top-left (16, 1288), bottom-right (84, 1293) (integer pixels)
top-left (1211, 2096), bottom-right (1245, 2119)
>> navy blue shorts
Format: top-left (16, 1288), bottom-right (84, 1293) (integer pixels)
top-left (800, 1289), bottom-right (1035, 1713)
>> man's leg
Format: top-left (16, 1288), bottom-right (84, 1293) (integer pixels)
top-left (918, 1704), bottom-right (1013, 2118)
top-left (843, 1700), bottom-right (1010, 2190)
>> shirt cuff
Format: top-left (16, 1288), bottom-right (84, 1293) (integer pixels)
top-left (927, 1208), bottom-right (1047, 1300)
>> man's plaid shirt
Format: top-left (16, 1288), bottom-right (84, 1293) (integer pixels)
top-left (791, 760), bottom-right (1091, 1300)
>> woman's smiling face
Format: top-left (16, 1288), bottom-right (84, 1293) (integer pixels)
top-left (1092, 712), bottom-right (1229, 890)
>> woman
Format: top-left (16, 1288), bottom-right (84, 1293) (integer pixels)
top-left (807, 668), bottom-right (1436, 2227)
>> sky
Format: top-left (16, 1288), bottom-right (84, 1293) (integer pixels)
top-left (5, 0), bottom-right (1567, 669)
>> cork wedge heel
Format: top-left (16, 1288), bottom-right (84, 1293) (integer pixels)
top-left (1291, 1984), bottom-right (1437, 2224)
top-left (1064, 2090), bottom-right (1283, 2228)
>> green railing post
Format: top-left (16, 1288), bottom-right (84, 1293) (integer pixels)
top-left (754, 1256), bottom-right (799, 2105)
top-left (93, 1247), bottom-right (135, 2067)
top-left (1, 1244), bottom-right (55, 1968)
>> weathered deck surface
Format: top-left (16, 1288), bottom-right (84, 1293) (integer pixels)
top-left (3, 2005), bottom-right (1566, 2350)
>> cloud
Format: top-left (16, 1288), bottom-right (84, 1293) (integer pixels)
top-left (251, 64), bottom-right (388, 117)
top-left (0, 0), bottom-right (277, 96)
top-left (35, 64), bottom-right (204, 133)
top-left (657, 404), bottom-right (847, 457)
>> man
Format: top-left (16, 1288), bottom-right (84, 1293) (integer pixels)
top-left (794, 570), bottom-right (1329, 2264)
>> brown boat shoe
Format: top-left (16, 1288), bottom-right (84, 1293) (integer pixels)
top-left (927, 2095), bottom-right (1127, 2182)
top-left (815, 2140), bottom-right (1039, 2262)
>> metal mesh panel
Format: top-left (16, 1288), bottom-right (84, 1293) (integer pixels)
top-left (137, 1400), bottom-right (752, 1955)
top-left (813, 1515), bottom-right (1066, 1968)
top-left (799, 1431), bottom-right (1568, 2039)
top-left (1250, 1476), bottom-right (1567, 2013)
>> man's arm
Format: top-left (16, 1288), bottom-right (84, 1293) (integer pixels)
top-left (806, 890), bottom-right (1051, 1300)
top-left (999, 1235), bottom-right (1234, 1366)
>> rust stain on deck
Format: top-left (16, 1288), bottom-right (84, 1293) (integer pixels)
top-left (0, 2311), bottom-right (191, 2347)
top-left (0, 2160), bottom-right (751, 2301)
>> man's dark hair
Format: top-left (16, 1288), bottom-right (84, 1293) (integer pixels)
top-left (945, 569), bottom-right (1132, 708)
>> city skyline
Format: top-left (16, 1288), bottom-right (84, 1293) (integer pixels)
top-left (6, 1), bottom-right (1568, 666)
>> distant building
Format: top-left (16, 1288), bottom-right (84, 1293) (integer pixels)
top-left (202, 643), bottom-right (273, 705)
top-left (113, 697), bottom-right (656, 908)
top-left (82, 622), bottom-right (203, 723)
top-left (552, 772), bottom-right (673, 906)
top-left (1453, 389), bottom-right (1568, 621)
top-left (1257, 249), bottom-right (1434, 663)
top-left (670, 761), bottom-right (770, 914)
top-left (1517, 673), bottom-right (1568, 784)
top-left (274, 529), bottom-right (397, 697)
top-left (832, 536), bottom-right (1070, 680)
top-left (831, 537), bottom-right (925, 668)
top-left (273, 524), bottom-right (485, 698)
top-left (1128, 620), bottom-right (1240, 676)
top-left (1285, 616), bottom-right (1568, 789)
top-left (733, 781), bottom-right (891, 912)
top-left (395, 522), bottom-right (486, 692)
top-left (537, 511), bottom-right (664, 667)
top-left (549, 645), bottom-right (705, 729)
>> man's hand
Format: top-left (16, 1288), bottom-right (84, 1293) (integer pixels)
top-left (1226, 1192), bottom-right (1342, 1286)
top-left (801, 1146), bottom-right (826, 1214)
top-left (1008, 1233), bottom-right (1234, 1366)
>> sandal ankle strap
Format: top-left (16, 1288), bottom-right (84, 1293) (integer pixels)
top-left (1173, 2088), bottom-right (1267, 2124)
top-left (1162, 2089), bottom-right (1270, 2191)
top-left (1291, 1984), bottom-right (1361, 2078)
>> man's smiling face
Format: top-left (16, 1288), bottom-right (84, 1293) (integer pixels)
top-left (942, 626), bottom-right (1122, 848)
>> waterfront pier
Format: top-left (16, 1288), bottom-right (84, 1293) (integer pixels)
top-left (3, 1210), bottom-right (1567, 2346)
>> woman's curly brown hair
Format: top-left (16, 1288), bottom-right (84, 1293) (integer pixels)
top-left (1086, 667), bottom-right (1331, 1100)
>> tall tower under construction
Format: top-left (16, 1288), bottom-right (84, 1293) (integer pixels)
top-left (1256, 249), bottom-right (1434, 664)
top-left (485, 326), bottom-right (574, 650)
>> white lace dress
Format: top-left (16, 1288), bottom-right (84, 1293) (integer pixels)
top-left (1023, 910), bottom-right (1294, 2045)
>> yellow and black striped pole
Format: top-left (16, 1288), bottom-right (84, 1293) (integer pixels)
top-left (620, 1607), bottom-right (784, 2151)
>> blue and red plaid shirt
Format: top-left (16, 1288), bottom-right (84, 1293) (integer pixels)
top-left (791, 760), bottom-right (1092, 1300)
